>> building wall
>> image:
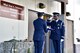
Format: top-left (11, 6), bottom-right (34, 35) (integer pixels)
top-left (65, 19), bottom-right (74, 53)
top-left (1, 0), bottom-right (71, 53)
top-left (76, 44), bottom-right (80, 53)
top-left (56, 0), bottom-right (68, 4)
top-left (0, 0), bottom-right (61, 42)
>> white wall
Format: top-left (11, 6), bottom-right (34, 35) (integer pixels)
top-left (0, 0), bottom-right (61, 42)
top-left (67, 0), bottom-right (80, 44)
top-left (47, 0), bottom-right (61, 15)
top-left (0, 17), bottom-right (26, 42)
top-left (74, 0), bottom-right (80, 44)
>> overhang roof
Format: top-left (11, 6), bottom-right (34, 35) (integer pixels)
top-left (55, 0), bottom-right (68, 4)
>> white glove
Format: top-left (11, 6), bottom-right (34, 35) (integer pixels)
top-left (61, 39), bottom-right (64, 42)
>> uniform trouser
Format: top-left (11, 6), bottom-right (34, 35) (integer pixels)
top-left (52, 40), bottom-right (60, 53)
top-left (61, 41), bottom-right (64, 53)
top-left (34, 41), bottom-right (44, 53)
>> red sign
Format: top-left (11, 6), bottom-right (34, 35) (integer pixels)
top-left (0, 1), bottom-right (24, 20)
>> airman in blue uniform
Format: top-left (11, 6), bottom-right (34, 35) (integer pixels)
top-left (47, 12), bottom-right (65, 53)
top-left (33, 12), bottom-right (47, 53)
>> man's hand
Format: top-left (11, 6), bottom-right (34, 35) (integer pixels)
top-left (47, 28), bottom-right (54, 31)
top-left (61, 39), bottom-right (64, 42)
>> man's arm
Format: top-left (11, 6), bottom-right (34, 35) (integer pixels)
top-left (61, 22), bottom-right (65, 39)
top-left (43, 21), bottom-right (48, 33)
top-left (47, 19), bottom-right (51, 26)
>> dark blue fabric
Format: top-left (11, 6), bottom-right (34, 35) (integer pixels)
top-left (47, 20), bottom-right (65, 40)
top-left (34, 41), bottom-right (44, 53)
top-left (61, 41), bottom-right (64, 53)
top-left (52, 40), bottom-right (61, 53)
top-left (33, 18), bottom-right (47, 41)
top-left (50, 39), bottom-right (64, 53)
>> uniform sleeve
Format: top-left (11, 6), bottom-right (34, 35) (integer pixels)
top-left (47, 20), bottom-right (51, 26)
top-left (61, 22), bottom-right (65, 38)
top-left (43, 21), bottom-right (48, 33)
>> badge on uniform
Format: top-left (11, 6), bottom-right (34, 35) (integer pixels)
top-left (58, 24), bottom-right (60, 29)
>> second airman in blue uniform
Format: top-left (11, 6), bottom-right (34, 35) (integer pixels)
top-left (33, 12), bottom-right (47, 53)
top-left (47, 12), bottom-right (65, 53)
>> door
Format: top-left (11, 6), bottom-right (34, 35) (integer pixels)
top-left (65, 19), bottom-right (74, 53)
top-left (28, 9), bottom-right (37, 41)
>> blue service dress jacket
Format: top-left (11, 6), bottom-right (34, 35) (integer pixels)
top-left (47, 19), bottom-right (65, 40)
top-left (33, 18), bottom-right (47, 41)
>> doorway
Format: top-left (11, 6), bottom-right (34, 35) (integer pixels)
top-left (28, 9), bottom-right (37, 41)
top-left (65, 19), bottom-right (74, 53)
